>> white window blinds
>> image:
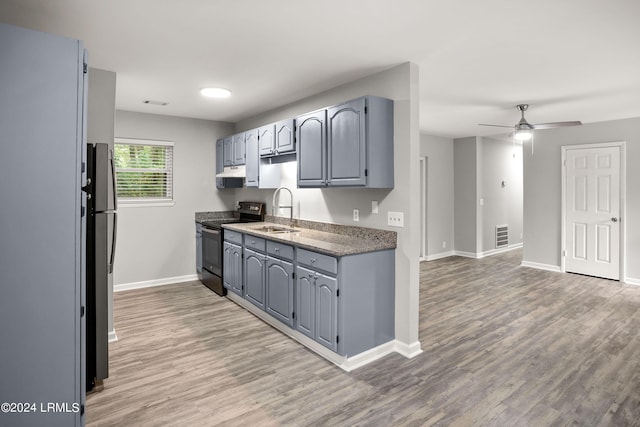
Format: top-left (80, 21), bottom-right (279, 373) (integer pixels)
top-left (114, 138), bottom-right (174, 202)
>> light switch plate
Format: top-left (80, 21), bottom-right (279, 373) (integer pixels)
top-left (387, 211), bottom-right (404, 227)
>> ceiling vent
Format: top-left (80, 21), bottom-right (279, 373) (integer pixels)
top-left (143, 100), bottom-right (168, 106)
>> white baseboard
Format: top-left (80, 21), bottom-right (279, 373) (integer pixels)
top-left (394, 340), bottom-right (423, 359)
top-left (454, 250), bottom-right (479, 259)
top-left (624, 277), bottom-right (640, 286)
top-left (114, 274), bottom-right (199, 292)
top-left (521, 260), bottom-right (562, 272)
top-left (424, 251), bottom-right (455, 261)
top-left (108, 329), bottom-right (118, 343)
top-left (227, 292), bottom-right (405, 371)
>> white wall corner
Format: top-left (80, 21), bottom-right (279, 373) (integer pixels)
top-left (624, 277), bottom-right (640, 286)
top-left (394, 340), bottom-right (423, 359)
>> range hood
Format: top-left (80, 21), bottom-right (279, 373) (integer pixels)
top-left (216, 165), bottom-right (246, 178)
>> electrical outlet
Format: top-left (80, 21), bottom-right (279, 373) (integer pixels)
top-left (387, 211), bottom-right (404, 227)
top-left (442, 241), bottom-right (446, 249)
top-left (372, 200), bottom-right (379, 214)
top-left (353, 209), bottom-right (359, 222)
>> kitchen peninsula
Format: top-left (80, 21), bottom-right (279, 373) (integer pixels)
top-left (200, 213), bottom-right (397, 371)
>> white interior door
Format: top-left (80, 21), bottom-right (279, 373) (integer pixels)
top-left (565, 146), bottom-right (621, 280)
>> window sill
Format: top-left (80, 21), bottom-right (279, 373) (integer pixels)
top-left (118, 200), bottom-right (175, 208)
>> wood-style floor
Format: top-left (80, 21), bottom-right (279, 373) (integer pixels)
top-left (86, 249), bottom-right (640, 426)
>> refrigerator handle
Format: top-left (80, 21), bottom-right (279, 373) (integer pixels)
top-left (109, 212), bottom-right (118, 274)
top-left (109, 149), bottom-right (117, 210)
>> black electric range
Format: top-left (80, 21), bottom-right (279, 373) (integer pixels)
top-left (200, 201), bottom-right (265, 295)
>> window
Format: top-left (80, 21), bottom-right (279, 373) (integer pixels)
top-left (114, 138), bottom-right (173, 204)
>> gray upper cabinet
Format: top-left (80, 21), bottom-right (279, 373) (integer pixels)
top-left (296, 109), bottom-right (327, 187)
top-left (328, 98), bottom-right (366, 186)
top-left (297, 96), bottom-right (394, 188)
top-left (259, 119), bottom-right (295, 157)
top-left (222, 133), bottom-right (246, 167)
top-left (223, 136), bottom-right (234, 166)
top-left (216, 138), bottom-right (242, 189)
top-left (233, 133), bottom-right (246, 165)
top-left (245, 128), bottom-right (259, 188)
top-left (275, 119), bottom-right (295, 154)
top-left (258, 124), bottom-right (275, 156)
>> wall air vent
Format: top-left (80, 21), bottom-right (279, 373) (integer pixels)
top-left (496, 225), bottom-right (509, 249)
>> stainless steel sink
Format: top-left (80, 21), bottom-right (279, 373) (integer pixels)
top-left (257, 225), bottom-right (300, 234)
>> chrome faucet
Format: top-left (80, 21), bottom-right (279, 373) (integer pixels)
top-left (272, 187), bottom-right (294, 220)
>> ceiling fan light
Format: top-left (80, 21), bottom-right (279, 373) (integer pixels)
top-left (200, 87), bottom-right (231, 98)
top-left (514, 129), bottom-right (532, 141)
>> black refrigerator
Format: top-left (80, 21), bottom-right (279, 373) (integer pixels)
top-left (85, 142), bottom-right (117, 392)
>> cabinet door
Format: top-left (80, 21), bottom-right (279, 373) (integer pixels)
top-left (224, 242), bottom-right (243, 296)
top-left (233, 133), bottom-right (246, 165)
top-left (327, 98), bottom-right (366, 186)
top-left (244, 248), bottom-right (266, 310)
top-left (265, 257), bottom-right (294, 326)
top-left (295, 266), bottom-right (315, 339)
top-left (216, 139), bottom-right (224, 189)
top-left (296, 110), bottom-right (326, 187)
top-left (275, 118), bottom-right (295, 154)
top-left (258, 124), bottom-right (275, 157)
top-left (315, 273), bottom-right (338, 352)
top-left (245, 129), bottom-right (259, 187)
top-left (223, 136), bottom-right (234, 167)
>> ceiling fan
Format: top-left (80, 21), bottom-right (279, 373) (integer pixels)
top-left (479, 104), bottom-right (582, 141)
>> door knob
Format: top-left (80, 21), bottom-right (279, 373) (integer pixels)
top-left (611, 217), bottom-right (619, 222)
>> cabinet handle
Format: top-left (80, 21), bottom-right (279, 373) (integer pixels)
top-left (274, 247), bottom-right (280, 252)
top-left (310, 258), bottom-right (316, 263)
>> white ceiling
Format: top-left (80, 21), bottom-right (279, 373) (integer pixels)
top-left (2, 0), bottom-right (640, 138)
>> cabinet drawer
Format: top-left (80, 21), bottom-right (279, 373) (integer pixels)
top-left (244, 235), bottom-right (266, 252)
top-left (224, 229), bottom-right (242, 244)
top-left (267, 240), bottom-right (294, 260)
top-left (297, 248), bottom-right (337, 275)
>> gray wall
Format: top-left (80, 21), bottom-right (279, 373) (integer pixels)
top-left (87, 67), bottom-right (116, 337)
top-left (420, 134), bottom-right (455, 257)
top-left (113, 111), bottom-right (235, 286)
top-left (480, 136), bottom-right (523, 252)
top-left (453, 137), bottom-right (478, 254)
top-left (523, 116), bottom-right (640, 282)
top-left (234, 63), bottom-right (422, 353)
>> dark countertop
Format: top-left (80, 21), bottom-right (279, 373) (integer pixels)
top-left (222, 221), bottom-right (396, 257)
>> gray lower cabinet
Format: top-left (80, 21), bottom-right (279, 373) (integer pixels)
top-left (295, 265), bottom-right (338, 352)
top-left (265, 246), bottom-right (295, 327)
top-left (230, 231), bottom-right (395, 358)
top-left (244, 247), bottom-right (266, 309)
top-left (297, 95), bottom-right (394, 188)
top-left (223, 241), bottom-right (243, 296)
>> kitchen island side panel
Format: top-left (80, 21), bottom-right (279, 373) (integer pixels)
top-left (339, 249), bottom-right (395, 356)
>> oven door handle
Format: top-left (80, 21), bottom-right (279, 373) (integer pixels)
top-left (202, 227), bottom-right (220, 235)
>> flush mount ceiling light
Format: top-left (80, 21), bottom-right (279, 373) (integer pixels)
top-left (200, 87), bottom-right (231, 98)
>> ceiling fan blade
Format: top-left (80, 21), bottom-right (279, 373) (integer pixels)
top-left (478, 123), bottom-right (514, 128)
top-left (531, 121), bottom-right (582, 130)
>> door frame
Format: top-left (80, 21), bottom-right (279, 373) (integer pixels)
top-left (561, 141), bottom-right (627, 281)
